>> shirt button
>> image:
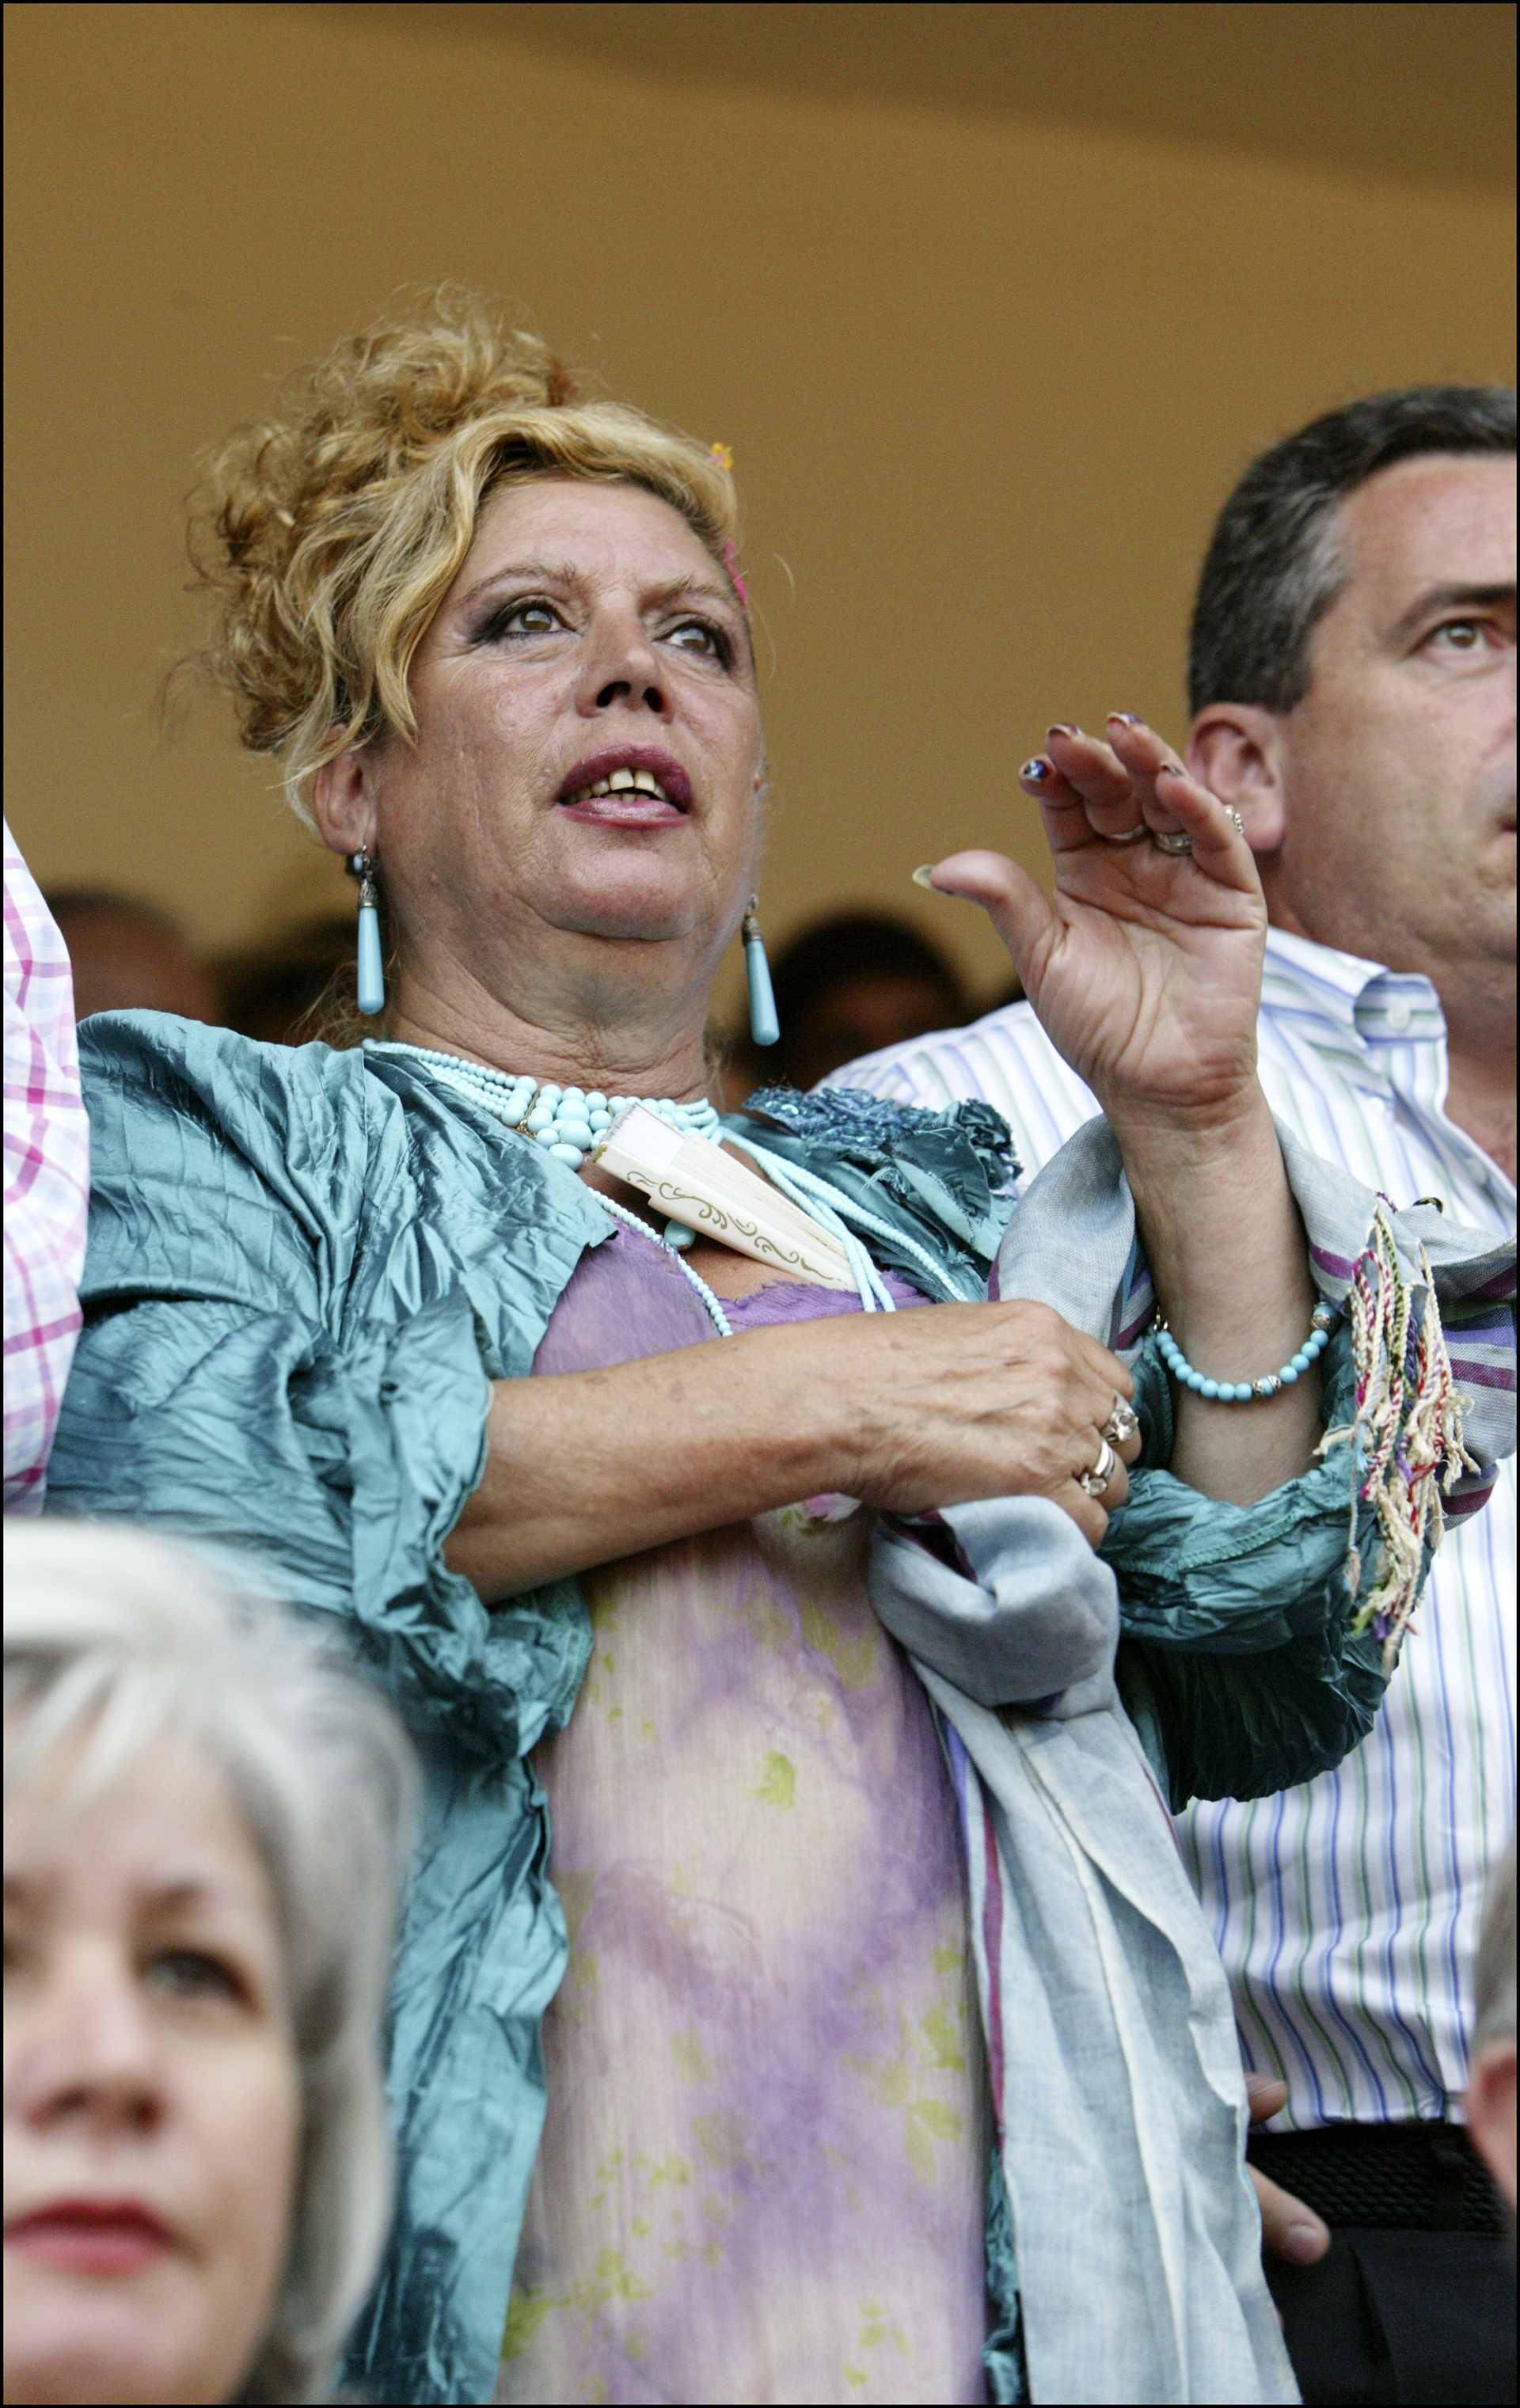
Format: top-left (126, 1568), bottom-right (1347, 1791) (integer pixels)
top-left (1385, 1001), bottom-right (1412, 1032)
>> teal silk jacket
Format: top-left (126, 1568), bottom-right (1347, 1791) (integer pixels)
top-left (45, 1016), bottom-right (1512, 2406)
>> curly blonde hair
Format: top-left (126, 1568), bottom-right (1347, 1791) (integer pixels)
top-left (186, 287), bottom-right (743, 826)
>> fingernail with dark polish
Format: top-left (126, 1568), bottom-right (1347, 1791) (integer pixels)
top-left (1109, 712), bottom-right (1143, 726)
top-left (1021, 757), bottom-right (1052, 781)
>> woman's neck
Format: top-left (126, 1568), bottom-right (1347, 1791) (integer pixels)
top-left (386, 958), bottom-right (716, 1103)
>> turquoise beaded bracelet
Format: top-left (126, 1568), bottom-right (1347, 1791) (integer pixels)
top-left (1153, 1301), bottom-right (1339, 1400)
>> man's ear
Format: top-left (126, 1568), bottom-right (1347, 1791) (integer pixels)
top-left (311, 742), bottom-right (378, 859)
top-left (1186, 704), bottom-right (1289, 854)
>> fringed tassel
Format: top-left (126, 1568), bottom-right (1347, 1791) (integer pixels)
top-left (1319, 1201), bottom-right (1479, 1672)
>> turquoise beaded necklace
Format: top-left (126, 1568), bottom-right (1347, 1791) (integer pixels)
top-left (373, 1043), bottom-right (966, 1324)
top-left (389, 1046), bottom-right (722, 1168)
top-left (372, 1045), bottom-right (735, 1334)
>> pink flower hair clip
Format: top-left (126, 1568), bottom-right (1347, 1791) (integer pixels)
top-left (708, 447), bottom-right (748, 606)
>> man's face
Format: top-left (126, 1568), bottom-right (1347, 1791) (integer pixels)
top-left (1265, 452), bottom-right (1515, 977)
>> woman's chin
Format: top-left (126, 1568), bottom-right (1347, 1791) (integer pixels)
top-left (3, 2251), bottom-right (262, 2407)
top-left (3, 2313), bottom-right (222, 2407)
top-left (539, 868), bottom-right (712, 948)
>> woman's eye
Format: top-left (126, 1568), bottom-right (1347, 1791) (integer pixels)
top-left (144, 1948), bottom-right (247, 2004)
top-left (665, 618), bottom-right (729, 664)
top-left (481, 598), bottom-right (564, 642)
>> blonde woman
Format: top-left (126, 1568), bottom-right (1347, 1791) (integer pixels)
top-left (45, 293), bottom-right (1510, 2405)
top-left (3, 1521), bottom-right (416, 2405)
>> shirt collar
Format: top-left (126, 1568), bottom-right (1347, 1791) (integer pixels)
top-left (1263, 927), bottom-right (1514, 1213)
top-left (1262, 926), bottom-right (1447, 1050)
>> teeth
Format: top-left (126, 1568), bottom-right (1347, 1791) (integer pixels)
top-left (567, 768), bottom-right (673, 804)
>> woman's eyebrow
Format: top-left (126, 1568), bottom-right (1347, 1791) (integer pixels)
top-left (455, 560), bottom-right (578, 614)
top-left (136, 1871), bottom-right (272, 1924)
top-left (457, 564), bottom-right (741, 617)
top-left (646, 573), bottom-right (738, 612)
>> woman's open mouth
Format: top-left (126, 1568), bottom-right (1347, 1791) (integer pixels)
top-left (556, 746), bottom-right (693, 827)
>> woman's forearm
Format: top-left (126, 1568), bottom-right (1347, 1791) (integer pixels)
top-left (1108, 1088), bottom-right (1321, 1503)
top-left (446, 1329), bottom-right (845, 1600)
top-left (446, 1299), bottom-right (1139, 1601)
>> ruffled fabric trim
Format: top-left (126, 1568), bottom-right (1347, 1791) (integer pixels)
top-left (1322, 1198), bottom-right (1481, 1672)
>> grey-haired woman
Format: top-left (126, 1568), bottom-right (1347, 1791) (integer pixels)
top-left (3, 1520), bottom-right (417, 2406)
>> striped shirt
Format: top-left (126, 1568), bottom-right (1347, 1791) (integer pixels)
top-left (3, 820), bottom-right (89, 1514)
top-left (830, 925), bottom-right (1517, 2128)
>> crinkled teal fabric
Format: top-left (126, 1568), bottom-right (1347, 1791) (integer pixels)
top-left (1110, 1328), bottom-right (1392, 1811)
top-left (48, 1019), bottom-right (611, 2408)
top-left (46, 1024), bottom-right (1469, 2406)
top-left (737, 1083), bottom-right (1016, 1293)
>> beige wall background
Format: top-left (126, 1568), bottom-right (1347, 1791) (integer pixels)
top-left (5, 1), bottom-right (1515, 1020)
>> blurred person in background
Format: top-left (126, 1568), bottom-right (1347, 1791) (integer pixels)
top-left (839, 384), bottom-right (1518, 2406)
top-left (716, 910), bottom-right (969, 1105)
top-left (4, 822), bottom-right (89, 1514)
top-left (215, 915), bottom-right (355, 1046)
top-left (1465, 1835), bottom-right (1516, 2216)
top-left (44, 892), bottom-right (220, 1027)
top-left (3, 1519), bottom-right (416, 2406)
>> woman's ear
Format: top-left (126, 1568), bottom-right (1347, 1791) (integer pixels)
top-left (1186, 704), bottom-right (1289, 855)
top-left (311, 743), bottom-right (378, 859)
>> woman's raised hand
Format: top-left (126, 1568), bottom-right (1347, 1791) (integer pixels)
top-left (922, 716), bottom-right (1266, 1128)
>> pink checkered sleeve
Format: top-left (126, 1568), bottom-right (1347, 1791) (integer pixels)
top-left (4, 820), bottom-right (89, 1513)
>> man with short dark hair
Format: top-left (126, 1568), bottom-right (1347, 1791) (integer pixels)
top-left (837, 386), bottom-right (1516, 2404)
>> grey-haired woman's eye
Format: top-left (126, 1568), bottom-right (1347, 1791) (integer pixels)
top-left (144, 1947), bottom-right (248, 2005)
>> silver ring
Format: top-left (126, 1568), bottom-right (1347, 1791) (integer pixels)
top-left (1102, 1397), bottom-right (1139, 1446)
top-left (1103, 823), bottom-right (1150, 845)
top-left (1076, 1435), bottom-right (1119, 1497)
top-left (1153, 830), bottom-right (1193, 856)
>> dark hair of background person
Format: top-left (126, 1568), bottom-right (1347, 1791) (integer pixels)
top-left (1188, 384), bottom-right (1518, 718)
top-left (45, 888), bottom-right (221, 1024)
top-left (720, 910), bottom-right (975, 1104)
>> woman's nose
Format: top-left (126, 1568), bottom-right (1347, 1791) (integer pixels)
top-left (576, 610), bottom-right (671, 720)
top-left (10, 1950), bottom-right (165, 2133)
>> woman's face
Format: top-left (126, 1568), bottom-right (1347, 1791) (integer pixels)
top-left (325, 477), bottom-right (765, 1035)
top-left (3, 1730), bottom-right (302, 2406)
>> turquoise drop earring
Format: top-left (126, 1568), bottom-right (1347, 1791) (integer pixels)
top-left (352, 849), bottom-right (386, 1016)
top-left (742, 895), bottom-right (779, 1047)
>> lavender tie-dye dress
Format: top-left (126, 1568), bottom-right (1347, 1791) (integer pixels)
top-left (496, 1223), bottom-right (991, 2406)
